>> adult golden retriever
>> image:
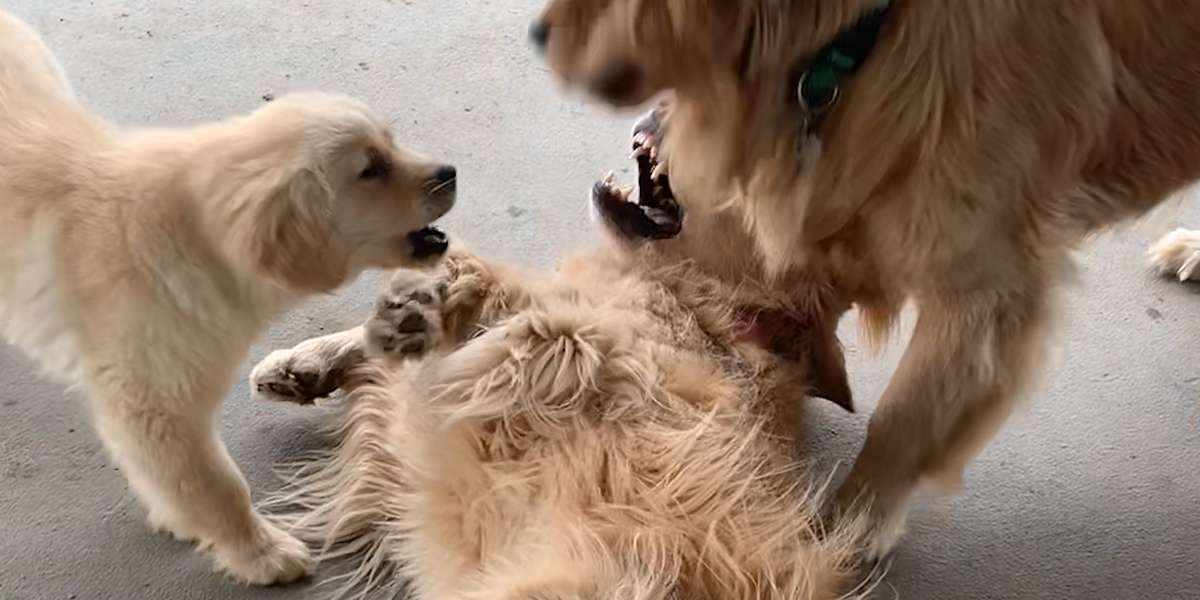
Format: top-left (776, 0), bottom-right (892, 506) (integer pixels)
top-left (531, 0), bottom-right (1200, 555)
top-left (247, 144), bottom-right (871, 599)
top-left (0, 10), bottom-right (455, 583)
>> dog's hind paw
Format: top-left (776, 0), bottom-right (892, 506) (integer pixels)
top-left (365, 269), bottom-right (445, 360)
top-left (1149, 228), bottom-right (1200, 281)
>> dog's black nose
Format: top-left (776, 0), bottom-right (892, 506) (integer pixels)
top-left (430, 165), bottom-right (456, 188)
top-left (529, 20), bottom-right (550, 48)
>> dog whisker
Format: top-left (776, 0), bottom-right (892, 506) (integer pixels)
top-left (426, 177), bottom-right (456, 195)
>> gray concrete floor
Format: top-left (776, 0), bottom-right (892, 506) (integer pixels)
top-left (1, 2), bottom-right (1198, 599)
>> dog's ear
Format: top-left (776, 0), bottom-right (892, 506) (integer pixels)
top-left (762, 308), bottom-right (854, 412)
top-left (229, 167), bottom-right (350, 293)
top-left (806, 327), bottom-right (854, 413)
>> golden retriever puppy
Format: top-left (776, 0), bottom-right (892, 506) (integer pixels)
top-left (0, 10), bottom-right (455, 583)
top-left (1150, 228), bottom-right (1200, 282)
top-left (247, 148), bottom-right (869, 599)
top-left (531, 0), bottom-right (1200, 556)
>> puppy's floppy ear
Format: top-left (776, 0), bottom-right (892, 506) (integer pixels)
top-left (228, 167), bottom-right (350, 293)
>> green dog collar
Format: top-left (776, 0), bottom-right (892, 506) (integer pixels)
top-left (797, 0), bottom-right (892, 123)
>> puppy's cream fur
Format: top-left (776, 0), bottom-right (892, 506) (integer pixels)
top-left (251, 180), bottom-right (868, 599)
top-left (0, 10), bottom-right (454, 583)
top-left (536, 0), bottom-right (1200, 554)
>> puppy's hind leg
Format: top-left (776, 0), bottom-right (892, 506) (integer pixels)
top-left (90, 380), bottom-right (312, 584)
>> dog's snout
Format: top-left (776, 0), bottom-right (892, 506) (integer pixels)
top-left (529, 20), bottom-right (550, 49)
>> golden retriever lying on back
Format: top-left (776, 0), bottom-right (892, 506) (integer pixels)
top-left (0, 9), bottom-right (456, 583)
top-left (248, 143), bottom-right (869, 599)
top-left (531, 0), bottom-right (1200, 556)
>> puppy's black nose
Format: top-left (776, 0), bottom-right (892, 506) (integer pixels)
top-left (529, 20), bottom-right (550, 48)
top-left (429, 165), bottom-right (457, 188)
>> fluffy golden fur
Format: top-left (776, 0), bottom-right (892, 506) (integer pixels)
top-left (249, 177), bottom-right (873, 599)
top-left (1150, 228), bottom-right (1200, 281)
top-left (533, 0), bottom-right (1200, 554)
top-left (0, 10), bottom-right (455, 583)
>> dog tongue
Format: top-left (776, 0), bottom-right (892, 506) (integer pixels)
top-left (408, 227), bottom-right (449, 259)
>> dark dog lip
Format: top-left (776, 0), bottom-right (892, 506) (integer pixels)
top-left (591, 180), bottom-right (683, 241)
top-left (407, 226), bottom-right (449, 259)
top-left (591, 128), bottom-right (684, 241)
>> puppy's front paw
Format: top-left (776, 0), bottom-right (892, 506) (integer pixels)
top-left (1149, 228), bottom-right (1200, 281)
top-left (212, 517), bottom-right (313, 585)
top-left (366, 270), bottom-right (445, 360)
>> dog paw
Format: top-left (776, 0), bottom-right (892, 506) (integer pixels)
top-left (365, 270), bottom-right (445, 360)
top-left (247, 345), bottom-right (350, 405)
top-left (441, 250), bottom-right (497, 313)
top-left (828, 482), bottom-right (911, 564)
top-left (1149, 228), bottom-right (1200, 281)
top-left (211, 517), bottom-right (313, 585)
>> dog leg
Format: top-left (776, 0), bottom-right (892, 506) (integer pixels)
top-left (832, 283), bottom-right (1053, 560)
top-left (1149, 228), bottom-right (1200, 281)
top-left (89, 385), bottom-right (312, 584)
top-left (252, 256), bottom-right (526, 404)
top-left (249, 272), bottom-right (447, 405)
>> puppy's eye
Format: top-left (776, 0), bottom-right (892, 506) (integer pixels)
top-left (360, 149), bottom-right (392, 180)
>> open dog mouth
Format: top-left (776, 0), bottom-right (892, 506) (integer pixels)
top-left (591, 133), bottom-right (683, 240)
top-left (407, 226), bottom-right (449, 259)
